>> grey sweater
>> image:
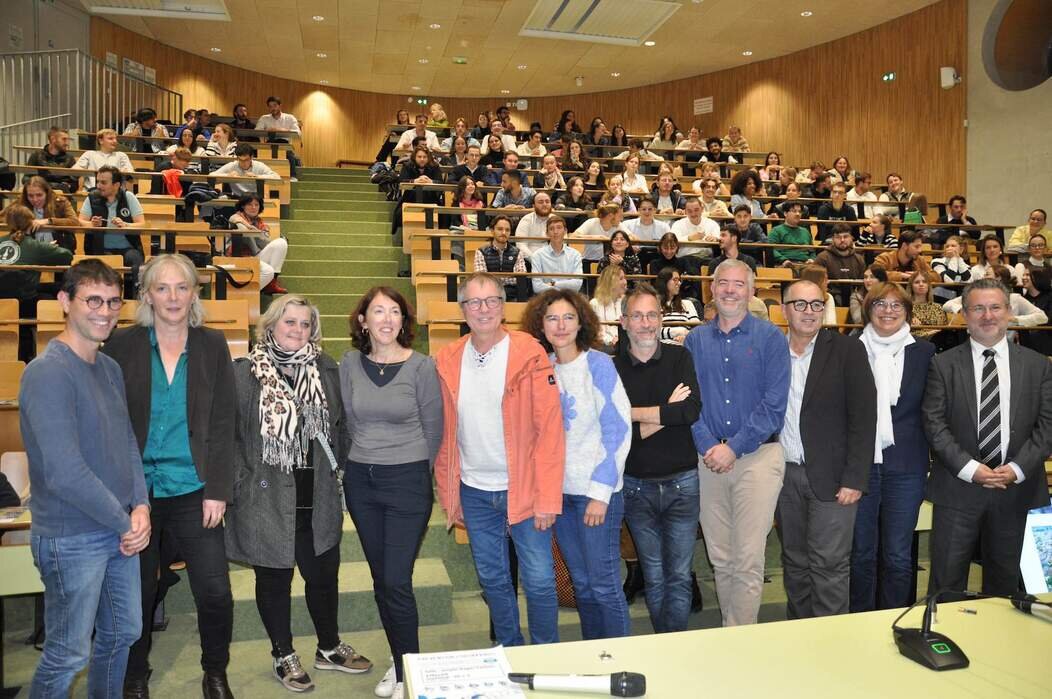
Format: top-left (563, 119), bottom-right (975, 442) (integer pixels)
top-left (338, 350), bottom-right (444, 466)
top-left (19, 340), bottom-right (148, 538)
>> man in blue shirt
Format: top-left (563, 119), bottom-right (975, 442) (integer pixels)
top-left (20, 259), bottom-right (150, 697)
top-left (684, 259), bottom-right (790, 627)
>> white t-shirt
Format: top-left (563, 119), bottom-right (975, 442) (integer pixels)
top-left (457, 335), bottom-right (511, 491)
top-left (73, 150), bottom-right (134, 188)
top-left (575, 217), bottom-right (615, 261)
top-left (513, 212), bottom-right (549, 258)
top-left (623, 217), bottom-right (670, 242)
top-left (670, 216), bottom-right (719, 258)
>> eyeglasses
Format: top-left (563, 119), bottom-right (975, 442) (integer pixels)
top-left (965, 304), bottom-right (1007, 315)
top-left (1029, 242), bottom-right (1046, 248)
top-left (461, 296), bottom-right (503, 311)
top-left (627, 312), bottom-right (661, 323)
top-left (786, 300), bottom-right (825, 313)
top-left (872, 299), bottom-right (905, 312)
top-left (76, 295), bottom-right (123, 311)
top-left (543, 313), bottom-right (578, 324)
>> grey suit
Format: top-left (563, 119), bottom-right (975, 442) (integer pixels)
top-left (225, 354), bottom-right (346, 569)
top-left (923, 340), bottom-right (1052, 596)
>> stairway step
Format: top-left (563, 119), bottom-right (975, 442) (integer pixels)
top-left (285, 243), bottom-right (399, 258)
top-left (283, 276), bottom-right (412, 295)
top-left (288, 209), bottom-right (392, 223)
top-left (292, 186), bottom-right (388, 200)
top-left (283, 259), bottom-right (398, 277)
top-left (281, 220), bottom-right (391, 234)
top-left (298, 173), bottom-right (375, 183)
top-left (291, 198), bottom-right (395, 212)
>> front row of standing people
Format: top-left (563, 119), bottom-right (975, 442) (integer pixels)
top-left (19, 256), bottom-right (1051, 699)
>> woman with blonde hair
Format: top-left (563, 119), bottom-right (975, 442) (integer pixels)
top-left (590, 264), bottom-right (627, 352)
top-left (427, 103), bottom-right (449, 128)
top-left (205, 123), bottom-right (237, 157)
top-left (1, 175), bottom-right (79, 250)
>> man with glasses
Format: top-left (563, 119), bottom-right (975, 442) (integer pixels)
top-left (19, 259), bottom-right (150, 697)
top-left (684, 259), bottom-right (790, 626)
top-left (612, 283), bottom-right (701, 633)
top-left (776, 281), bottom-right (876, 618)
top-left (433, 272), bottom-right (565, 647)
top-left (924, 278), bottom-right (1052, 599)
top-left (1006, 209), bottom-right (1050, 255)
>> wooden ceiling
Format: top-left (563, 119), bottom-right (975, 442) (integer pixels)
top-left (93, 0), bottom-right (942, 97)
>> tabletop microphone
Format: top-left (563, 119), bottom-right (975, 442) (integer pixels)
top-left (1010, 593), bottom-right (1052, 623)
top-left (508, 671), bottom-right (646, 697)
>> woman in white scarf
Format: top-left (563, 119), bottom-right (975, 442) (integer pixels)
top-left (850, 282), bottom-right (937, 613)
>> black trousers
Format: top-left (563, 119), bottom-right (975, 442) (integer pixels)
top-left (126, 488), bottom-right (234, 680)
top-left (344, 460), bottom-right (433, 682)
top-left (253, 510), bottom-right (341, 658)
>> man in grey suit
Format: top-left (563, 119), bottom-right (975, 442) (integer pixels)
top-left (923, 278), bottom-right (1052, 598)
top-left (776, 281), bottom-right (877, 618)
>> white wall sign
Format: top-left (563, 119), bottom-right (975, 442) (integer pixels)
top-left (122, 57), bottom-right (145, 81)
top-left (693, 96), bottom-right (713, 115)
top-left (144, 67), bottom-right (156, 84)
top-left (106, 52), bottom-right (119, 69)
top-left (8, 23), bottom-right (24, 50)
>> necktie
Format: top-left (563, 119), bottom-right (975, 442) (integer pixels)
top-left (977, 349), bottom-right (1001, 466)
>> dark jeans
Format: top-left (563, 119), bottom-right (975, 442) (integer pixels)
top-left (253, 510), bottom-right (341, 658)
top-left (849, 463), bottom-right (926, 612)
top-left (344, 459), bottom-right (433, 683)
top-left (126, 488), bottom-right (233, 681)
top-left (622, 470), bottom-right (700, 633)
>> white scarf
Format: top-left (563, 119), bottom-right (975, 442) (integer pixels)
top-left (860, 323), bottom-right (914, 463)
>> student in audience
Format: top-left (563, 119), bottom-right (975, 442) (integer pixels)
top-left (533, 153), bottom-right (566, 192)
top-left (483, 151), bottom-right (526, 186)
top-left (340, 287), bottom-right (442, 699)
top-left (873, 229), bottom-right (935, 282)
top-left (226, 294), bottom-right (371, 692)
top-left (599, 174), bottom-right (636, 214)
top-left (494, 106), bottom-right (516, 132)
top-left (700, 137), bottom-right (737, 177)
top-left (878, 172), bottom-right (911, 218)
top-left (481, 120), bottom-right (517, 155)
top-left (670, 196), bottom-right (720, 267)
top-left (439, 118), bottom-right (480, 151)
top-left (521, 289), bottom-right (632, 640)
top-left (796, 160), bottom-right (825, 184)
top-left (675, 126), bottom-right (706, 174)
top-left (797, 266), bottom-right (838, 326)
top-left (476, 214), bottom-right (527, 300)
top-left (848, 265), bottom-right (888, 326)
top-left (1020, 268), bottom-right (1052, 356)
top-left (694, 162), bottom-right (729, 196)
top-left (728, 169), bottom-right (764, 219)
top-left (816, 223), bottom-right (867, 307)
top-left (623, 195), bottom-right (670, 248)
top-left (454, 175), bottom-right (484, 227)
top-left (562, 140), bottom-right (589, 173)
top-left (1006, 208), bottom-right (1050, 254)
top-left (613, 282), bottom-right (701, 632)
top-left (25, 126), bottom-right (77, 192)
top-left (906, 270), bottom-right (950, 340)
top-left (777, 280), bottom-right (875, 619)
top-left (469, 112), bottom-right (491, 142)
top-left (722, 126), bottom-right (750, 152)
top-left (4, 176), bottom-right (78, 250)
top-left (970, 236), bottom-right (1021, 286)
top-left (816, 182), bottom-right (859, 242)
top-left (554, 176), bottom-right (593, 232)
top-left (205, 122), bottom-right (237, 158)
top-left (175, 109), bottom-right (213, 143)
top-left (650, 171), bottom-right (686, 215)
top-left (440, 135), bottom-right (470, 166)
top-left (164, 127), bottom-right (208, 156)
top-left (597, 230), bottom-right (641, 277)
top-left (493, 169), bottom-right (536, 209)
top-left (942, 266), bottom-right (1047, 327)
top-left (709, 224), bottom-right (758, 274)
top-left (531, 216), bottom-right (583, 294)
top-left (656, 267), bottom-right (700, 344)
top-left (1015, 232), bottom-right (1051, 280)
top-left (686, 259), bottom-right (789, 626)
top-left (433, 272), bottom-right (565, 647)
top-left (517, 129), bottom-right (547, 159)
top-left (480, 134), bottom-right (508, 168)
top-left (620, 155), bottom-right (649, 196)
top-left (514, 192), bottom-right (554, 258)
top-left (804, 172), bottom-right (832, 201)
top-left (573, 203), bottom-right (620, 273)
top-left (846, 172), bottom-right (877, 219)
top-left (122, 108), bottom-right (169, 154)
top-left (73, 128), bottom-right (134, 189)
top-left (78, 165), bottom-right (145, 294)
top-left (693, 177), bottom-right (730, 218)
top-left (20, 260), bottom-right (149, 697)
top-left (758, 151), bottom-right (782, 183)
top-left (849, 282), bottom-right (935, 611)
top-left (650, 120), bottom-right (679, 153)
top-left (933, 194), bottom-right (979, 244)
top-left (257, 97), bottom-right (300, 137)
top-left (901, 192), bottom-right (928, 225)
top-left (394, 114), bottom-right (441, 153)
top-left (768, 202), bottom-right (815, 267)
top-left (930, 235), bottom-right (971, 304)
top-left (102, 254), bottom-right (236, 699)
top-left (228, 192), bottom-right (289, 294)
top-left (426, 102), bottom-right (448, 128)
top-left (582, 161), bottom-right (605, 192)
top-left (448, 144), bottom-right (485, 183)
top-left (591, 265), bottom-right (627, 352)
top-left (828, 156), bottom-right (856, 186)
top-left (856, 213), bottom-right (898, 252)
top-left (212, 143), bottom-right (281, 197)
top-left (923, 279), bottom-right (1052, 601)
top-left (230, 103), bottom-right (257, 137)
top-left (768, 181), bottom-right (808, 219)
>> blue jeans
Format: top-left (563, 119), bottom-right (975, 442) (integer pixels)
top-left (622, 470), bottom-right (700, 633)
top-left (554, 492), bottom-right (630, 640)
top-left (459, 482), bottom-right (558, 646)
top-left (30, 529), bottom-right (142, 698)
top-left (849, 463), bottom-right (927, 611)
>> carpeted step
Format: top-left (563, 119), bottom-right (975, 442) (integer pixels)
top-left (292, 186), bottom-right (388, 200)
top-left (288, 209), bottom-right (392, 223)
top-left (281, 220), bottom-right (391, 234)
top-left (282, 260), bottom-right (398, 277)
top-left (291, 198), bottom-right (395, 212)
top-left (284, 243), bottom-right (399, 259)
top-left (282, 276), bottom-right (411, 295)
top-left (298, 172), bottom-right (375, 183)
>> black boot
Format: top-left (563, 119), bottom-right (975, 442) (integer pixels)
top-left (691, 572), bottom-right (703, 613)
top-left (202, 670), bottom-right (234, 699)
top-left (623, 561), bottom-right (645, 604)
top-left (123, 677), bottom-right (149, 699)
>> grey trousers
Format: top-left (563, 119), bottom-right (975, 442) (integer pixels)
top-left (775, 461), bottom-right (858, 619)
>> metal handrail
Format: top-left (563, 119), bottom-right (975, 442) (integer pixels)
top-left (0, 113), bottom-right (72, 130)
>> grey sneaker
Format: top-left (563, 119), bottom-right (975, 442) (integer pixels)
top-left (314, 641), bottom-right (372, 674)
top-left (374, 665), bottom-right (396, 697)
top-left (273, 653), bottom-right (314, 693)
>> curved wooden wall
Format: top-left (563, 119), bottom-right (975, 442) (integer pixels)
top-left (90, 0), bottom-right (965, 199)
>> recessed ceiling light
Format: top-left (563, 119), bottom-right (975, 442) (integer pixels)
top-left (610, 72), bottom-right (621, 77)
top-left (418, 58), bottom-right (429, 64)
top-left (316, 52), bottom-right (327, 58)
top-left (452, 56), bottom-right (468, 64)
top-left (742, 50), bottom-right (753, 56)
top-left (411, 86), bottom-right (421, 91)
top-left (643, 40), bottom-right (656, 47)
top-left (500, 89), bottom-right (510, 94)
top-left (429, 23), bottom-right (441, 29)
top-left (319, 80), bottom-right (329, 85)
top-left (800, 10), bottom-right (813, 17)
top-left (517, 64), bottom-right (528, 70)
top-left (312, 15), bottom-right (324, 21)
top-left (210, 47), bottom-right (221, 53)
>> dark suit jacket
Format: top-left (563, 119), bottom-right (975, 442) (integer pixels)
top-left (923, 340), bottom-right (1052, 511)
top-left (881, 340), bottom-right (937, 473)
top-left (798, 330), bottom-right (877, 499)
top-left (102, 324), bottom-right (236, 502)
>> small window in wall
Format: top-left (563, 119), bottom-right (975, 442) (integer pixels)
top-left (982, 0), bottom-right (1052, 91)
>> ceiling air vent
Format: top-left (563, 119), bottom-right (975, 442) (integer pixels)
top-left (78, 0), bottom-right (230, 22)
top-left (520, 0), bottom-right (681, 46)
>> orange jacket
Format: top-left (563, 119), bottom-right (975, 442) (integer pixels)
top-left (433, 329), bottom-right (565, 527)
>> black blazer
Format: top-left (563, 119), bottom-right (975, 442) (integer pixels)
top-left (102, 324), bottom-right (236, 502)
top-left (881, 340), bottom-right (937, 473)
top-left (923, 340), bottom-right (1052, 511)
top-left (798, 330), bottom-right (877, 500)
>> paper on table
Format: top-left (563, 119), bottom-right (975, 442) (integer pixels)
top-left (405, 646), bottom-right (525, 699)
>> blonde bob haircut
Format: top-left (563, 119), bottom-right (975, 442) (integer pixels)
top-left (136, 253), bottom-right (205, 328)
top-left (256, 293), bottom-right (323, 344)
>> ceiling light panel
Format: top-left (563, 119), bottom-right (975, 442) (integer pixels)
top-left (521, 0), bottom-right (680, 46)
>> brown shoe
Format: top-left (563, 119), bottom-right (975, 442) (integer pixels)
top-left (314, 641), bottom-right (372, 674)
top-left (123, 677), bottom-right (149, 699)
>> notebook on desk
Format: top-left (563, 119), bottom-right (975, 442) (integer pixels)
top-left (1020, 505), bottom-right (1052, 594)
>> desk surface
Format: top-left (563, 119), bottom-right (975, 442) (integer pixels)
top-left (405, 597), bottom-right (1051, 698)
top-left (0, 507), bottom-right (30, 531)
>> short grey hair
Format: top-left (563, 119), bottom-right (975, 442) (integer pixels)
top-left (456, 271), bottom-right (505, 304)
top-left (961, 278), bottom-right (1010, 309)
top-left (135, 253), bottom-right (205, 328)
top-left (712, 258), bottom-right (755, 292)
top-left (256, 294), bottom-right (322, 343)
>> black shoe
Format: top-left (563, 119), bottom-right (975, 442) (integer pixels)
top-left (123, 677), bottom-right (150, 699)
top-left (623, 561), bottom-right (645, 604)
top-left (202, 671), bottom-right (234, 699)
top-left (690, 572), bottom-right (703, 613)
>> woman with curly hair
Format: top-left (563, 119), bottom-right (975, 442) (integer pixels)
top-left (729, 169), bottom-right (765, 219)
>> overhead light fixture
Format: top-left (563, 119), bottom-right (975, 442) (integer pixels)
top-left (575, 76), bottom-right (584, 87)
top-left (452, 56), bottom-right (468, 64)
top-left (500, 89), bottom-right (511, 94)
top-left (517, 64), bottom-right (528, 70)
top-left (210, 47), bottom-right (221, 53)
top-left (316, 52), bottom-right (327, 58)
top-left (643, 40), bottom-right (656, 47)
top-left (429, 23), bottom-right (441, 29)
top-left (742, 50), bottom-right (753, 56)
top-left (801, 11), bottom-right (813, 17)
top-left (882, 71), bottom-right (897, 82)
top-left (319, 80), bottom-right (329, 85)
top-left (411, 86), bottom-right (421, 91)
top-left (610, 72), bottom-right (621, 77)
top-left (418, 58), bottom-right (429, 64)
top-left (312, 15), bottom-right (324, 21)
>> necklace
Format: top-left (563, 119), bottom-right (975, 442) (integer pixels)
top-left (367, 353), bottom-right (405, 376)
top-left (470, 343), bottom-right (495, 368)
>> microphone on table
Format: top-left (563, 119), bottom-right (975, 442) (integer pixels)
top-left (1010, 593), bottom-right (1052, 623)
top-left (508, 671), bottom-right (646, 697)
top-left (891, 588), bottom-right (969, 671)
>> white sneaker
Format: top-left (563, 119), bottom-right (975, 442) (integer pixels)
top-left (392, 681), bottom-right (404, 699)
top-left (374, 665), bottom-right (396, 697)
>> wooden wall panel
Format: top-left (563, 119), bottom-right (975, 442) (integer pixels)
top-left (90, 0), bottom-right (966, 199)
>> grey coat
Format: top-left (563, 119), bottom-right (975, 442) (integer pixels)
top-left (225, 353), bottom-right (347, 568)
